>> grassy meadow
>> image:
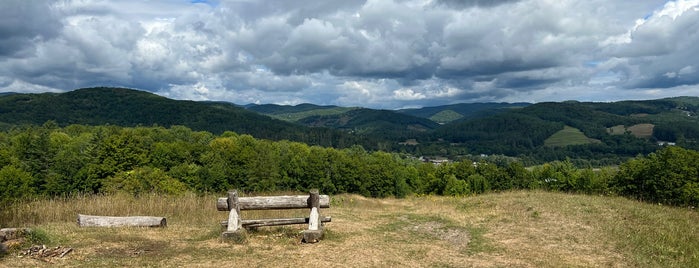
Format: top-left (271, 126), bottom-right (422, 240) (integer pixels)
top-left (544, 126), bottom-right (600, 147)
top-left (1, 191), bottom-right (697, 267)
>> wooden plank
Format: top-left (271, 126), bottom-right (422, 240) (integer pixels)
top-left (77, 214), bottom-right (167, 227)
top-left (308, 189), bottom-right (320, 231)
top-left (221, 216), bottom-right (332, 228)
top-left (308, 207), bottom-right (320, 231)
top-left (226, 190), bottom-right (242, 232)
top-left (216, 195), bottom-right (330, 211)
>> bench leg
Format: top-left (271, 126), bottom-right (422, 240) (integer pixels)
top-left (222, 190), bottom-right (246, 243)
top-left (303, 190), bottom-right (324, 243)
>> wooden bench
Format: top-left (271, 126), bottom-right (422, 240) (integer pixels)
top-left (217, 189), bottom-right (331, 243)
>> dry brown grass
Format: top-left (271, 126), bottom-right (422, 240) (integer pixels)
top-left (626, 123), bottom-right (654, 139)
top-left (1, 191), bottom-right (697, 267)
top-left (606, 124), bottom-right (654, 139)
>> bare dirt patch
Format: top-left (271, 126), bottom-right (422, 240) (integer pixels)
top-left (408, 221), bottom-right (470, 250)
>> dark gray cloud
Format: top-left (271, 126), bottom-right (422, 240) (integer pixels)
top-left (1, 0), bottom-right (697, 108)
top-left (0, 0), bottom-right (62, 57)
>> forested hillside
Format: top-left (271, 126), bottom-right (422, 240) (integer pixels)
top-left (297, 108), bottom-right (441, 141)
top-left (245, 103), bottom-right (358, 122)
top-left (397, 102), bottom-right (530, 123)
top-left (0, 87), bottom-right (381, 149)
top-left (246, 104), bottom-right (440, 141)
top-left (405, 97), bottom-right (699, 165)
top-left (1, 87), bottom-right (698, 165)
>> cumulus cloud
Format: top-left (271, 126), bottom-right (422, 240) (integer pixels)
top-left (0, 0), bottom-right (62, 58)
top-left (599, 0), bottom-right (699, 90)
top-left (1, 0), bottom-right (699, 108)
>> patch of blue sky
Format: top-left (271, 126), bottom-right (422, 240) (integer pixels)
top-left (190, 0), bottom-right (218, 7)
top-left (584, 61), bottom-right (601, 68)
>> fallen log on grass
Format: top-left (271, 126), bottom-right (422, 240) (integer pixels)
top-left (1, 228), bottom-right (32, 241)
top-left (77, 214), bottom-right (167, 228)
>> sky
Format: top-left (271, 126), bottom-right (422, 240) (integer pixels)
top-left (1, 0), bottom-right (698, 109)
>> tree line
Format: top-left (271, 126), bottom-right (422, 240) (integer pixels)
top-left (1, 123), bottom-right (697, 207)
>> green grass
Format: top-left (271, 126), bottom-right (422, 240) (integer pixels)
top-left (545, 126), bottom-right (600, 147)
top-left (429, 110), bottom-right (463, 123)
top-left (266, 107), bottom-right (358, 122)
top-left (1, 191), bottom-right (697, 267)
top-left (607, 125), bottom-right (627, 135)
top-left (607, 124), bottom-right (655, 139)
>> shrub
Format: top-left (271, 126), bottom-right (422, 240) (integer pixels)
top-left (613, 146), bottom-right (699, 206)
top-left (0, 165), bottom-right (35, 204)
top-left (102, 166), bottom-right (187, 196)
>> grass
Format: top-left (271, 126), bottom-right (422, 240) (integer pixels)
top-left (607, 125), bottom-right (627, 135)
top-left (626, 124), bottom-right (654, 138)
top-left (1, 191), bottom-right (697, 267)
top-left (267, 107), bottom-right (358, 122)
top-left (429, 110), bottom-right (464, 123)
top-left (607, 124), bottom-right (655, 139)
top-left (545, 126), bottom-right (600, 147)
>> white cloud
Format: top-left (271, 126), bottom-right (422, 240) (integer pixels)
top-left (393, 88), bottom-right (426, 100)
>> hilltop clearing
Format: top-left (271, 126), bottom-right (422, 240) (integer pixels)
top-left (1, 191), bottom-right (697, 267)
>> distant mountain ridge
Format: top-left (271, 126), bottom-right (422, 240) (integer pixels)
top-left (397, 102), bottom-right (531, 123)
top-left (246, 102), bottom-right (532, 124)
top-left (1, 87), bottom-right (698, 164)
top-left (245, 103), bottom-right (359, 122)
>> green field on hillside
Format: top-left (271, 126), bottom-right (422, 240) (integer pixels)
top-left (607, 124), bottom-right (655, 139)
top-left (545, 126), bottom-right (600, 147)
top-left (429, 109), bottom-right (463, 123)
top-left (268, 107), bottom-right (358, 122)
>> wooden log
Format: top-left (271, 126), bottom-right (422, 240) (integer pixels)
top-left (303, 229), bottom-right (323, 243)
top-left (216, 195), bottom-right (330, 211)
top-left (77, 214), bottom-right (166, 227)
top-left (220, 216), bottom-right (332, 228)
top-left (1, 228), bottom-right (32, 241)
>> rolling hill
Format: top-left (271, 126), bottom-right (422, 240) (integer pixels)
top-left (245, 104), bottom-right (441, 141)
top-left (417, 97), bottom-right (699, 164)
top-left (1, 87), bottom-right (698, 164)
top-left (397, 102), bottom-right (530, 123)
top-left (297, 108), bottom-right (441, 140)
top-left (0, 87), bottom-right (378, 148)
top-left (245, 103), bottom-right (358, 122)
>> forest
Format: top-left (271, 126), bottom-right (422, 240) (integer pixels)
top-left (3, 88), bottom-right (699, 167)
top-left (1, 123), bottom-right (697, 207)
